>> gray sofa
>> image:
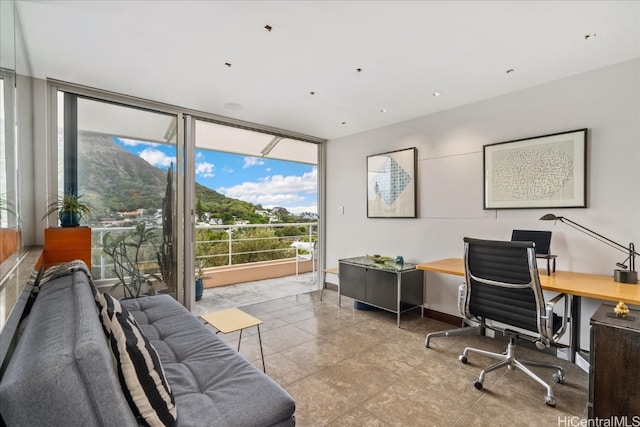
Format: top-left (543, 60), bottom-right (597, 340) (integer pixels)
top-left (0, 267), bottom-right (295, 426)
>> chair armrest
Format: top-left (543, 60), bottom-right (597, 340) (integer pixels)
top-left (544, 292), bottom-right (569, 344)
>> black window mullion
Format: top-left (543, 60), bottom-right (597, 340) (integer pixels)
top-left (63, 92), bottom-right (78, 196)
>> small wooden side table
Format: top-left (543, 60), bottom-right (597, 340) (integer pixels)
top-left (200, 307), bottom-right (265, 373)
top-left (321, 267), bottom-right (339, 301)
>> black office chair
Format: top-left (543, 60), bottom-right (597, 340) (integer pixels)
top-left (511, 230), bottom-right (556, 275)
top-left (427, 238), bottom-right (569, 406)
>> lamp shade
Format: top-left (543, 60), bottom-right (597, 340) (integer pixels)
top-left (540, 214), bottom-right (561, 221)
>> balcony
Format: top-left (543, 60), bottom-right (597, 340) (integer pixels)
top-left (90, 222), bottom-right (319, 301)
top-left (193, 271), bottom-right (318, 316)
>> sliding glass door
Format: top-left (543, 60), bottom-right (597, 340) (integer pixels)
top-left (188, 118), bottom-right (320, 306)
top-left (55, 89), bottom-right (182, 302)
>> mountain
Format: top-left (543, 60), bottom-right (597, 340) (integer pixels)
top-left (78, 131), bottom-right (167, 215)
top-left (76, 131), bottom-right (291, 222)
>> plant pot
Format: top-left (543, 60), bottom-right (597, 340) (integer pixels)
top-left (59, 211), bottom-right (80, 227)
top-left (195, 278), bottom-right (204, 301)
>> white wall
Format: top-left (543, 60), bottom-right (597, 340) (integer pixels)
top-left (326, 58), bottom-right (640, 350)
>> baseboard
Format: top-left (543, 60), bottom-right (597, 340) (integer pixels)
top-left (323, 282), bottom-right (338, 292)
top-left (575, 350), bottom-right (590, 373)
top-left (422, 308), bottom-right (463, 326)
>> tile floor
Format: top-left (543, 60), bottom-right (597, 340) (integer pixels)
top-left (194, 281), bottom-right (589, 426)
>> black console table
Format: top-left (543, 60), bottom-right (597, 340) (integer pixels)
top-left (338, 256), bottom-right (424, 327)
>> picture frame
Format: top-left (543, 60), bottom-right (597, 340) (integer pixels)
top-left (367, 147), bottom-right (417, 218)
top-left (483, 128), bottom-right (587, 209)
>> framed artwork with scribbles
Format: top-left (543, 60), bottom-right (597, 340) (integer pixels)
top-left (483, 129), bottom-right (587, 209)
top-left (367, 147), bottom-right (417, 218)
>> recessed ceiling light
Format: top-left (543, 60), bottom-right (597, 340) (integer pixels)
top-left (506, 68), bottom-right (516, 74)
top-left (309, 91), bottom-right (316, 95)
top-left (341, 122), bottom-right (347, 125)
top-left (432, 92), bottom-right (442, 97)
top-left (584, 32), bottom-right (597, 40)
top-left (380, 109), bottom-right (387, 113)
top-left (264, 25), bottom-right (273, 32)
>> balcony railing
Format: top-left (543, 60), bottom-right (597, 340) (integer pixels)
top-left (90, 222), bottom-right (318, 281)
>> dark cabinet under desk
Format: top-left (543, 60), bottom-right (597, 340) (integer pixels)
top-left (339, 257), bottom-right (424, 327)
top-left (589, 303), bottom-right (640, 418)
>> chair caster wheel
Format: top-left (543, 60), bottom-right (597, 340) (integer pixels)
top-left (545, 396), bottom-right (556, 407)
top-left (474, 380), bottom-right (483, 390)
top-left (553, 373), bottom-right (565, 384)
top-left (459, 355), bottom-right (468, 364)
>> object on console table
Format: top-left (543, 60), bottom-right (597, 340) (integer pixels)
top-left (366, 254), bottom-right (393, 264)
top-left (607, 301), bottom-right (634, 320)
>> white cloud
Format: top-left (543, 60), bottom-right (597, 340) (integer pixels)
top-left (139, 148), bottom-right (176, 167)
top-left (286, 205), bottom-right (318, 214)
top-left (118, 138), bottom-right (160, 147)
top-left (194, 152), bottom-right (215, 177)
top-left (196, 161), bottom-right (215, 178)
top-left (218, 167), bottom-right (317, 210)
top-left (243, 156), bottom-right (264, 169)
top-left (222, 167), bottom-right (234, 174)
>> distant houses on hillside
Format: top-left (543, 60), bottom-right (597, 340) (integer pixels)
top-left (94, 206), bottom-right (316, 229)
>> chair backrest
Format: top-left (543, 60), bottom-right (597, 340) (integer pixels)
top-left (462, 237), bottom-right (546, 335)
top-left (511, 230), bottom-right (552, 256)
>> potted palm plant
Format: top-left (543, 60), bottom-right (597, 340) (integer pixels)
top-left (195, 259), bottom-right (210, 301)
top-left (42, 192), bottom-right (92, 227)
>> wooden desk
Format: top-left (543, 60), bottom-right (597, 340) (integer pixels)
top-left (417, 258), bottom-right (640, 362)
top-left (417, 258), bottom-right (640, 305)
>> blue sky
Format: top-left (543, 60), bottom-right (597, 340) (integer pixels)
top-left (114, 137), bottom-right (318, 214)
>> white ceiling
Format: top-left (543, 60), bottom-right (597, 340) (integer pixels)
top-left (14, 0), bottom-right (640, 141)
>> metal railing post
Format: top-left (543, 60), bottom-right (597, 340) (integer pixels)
top-left (228, 228), bottom-right (233, 266)
top-left (100, 229), bottom-right (106, 279)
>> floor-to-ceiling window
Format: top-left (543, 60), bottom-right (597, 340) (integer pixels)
top-left (0, 69), bottom-right (19, 269)
top-left (54, 89), bottom-right (180, 301)
top-left (50, 80), bottom-right (325, 311)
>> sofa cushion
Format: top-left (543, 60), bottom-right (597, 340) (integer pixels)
top-left (0, 271), bottom-right (138, 426)
top-left (122, 295), bottom-right (296, 427)
top-left (96, 292), bottom-right (177, 427)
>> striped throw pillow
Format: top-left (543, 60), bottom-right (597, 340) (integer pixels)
top-left (95, 292), bottom-right (177, 427)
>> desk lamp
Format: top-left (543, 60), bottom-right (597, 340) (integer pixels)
top-left (540, 214), bottom-right (638, 284)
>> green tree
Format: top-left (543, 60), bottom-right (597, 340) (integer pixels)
top-left (195, 198), bottom-right (205, 222)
